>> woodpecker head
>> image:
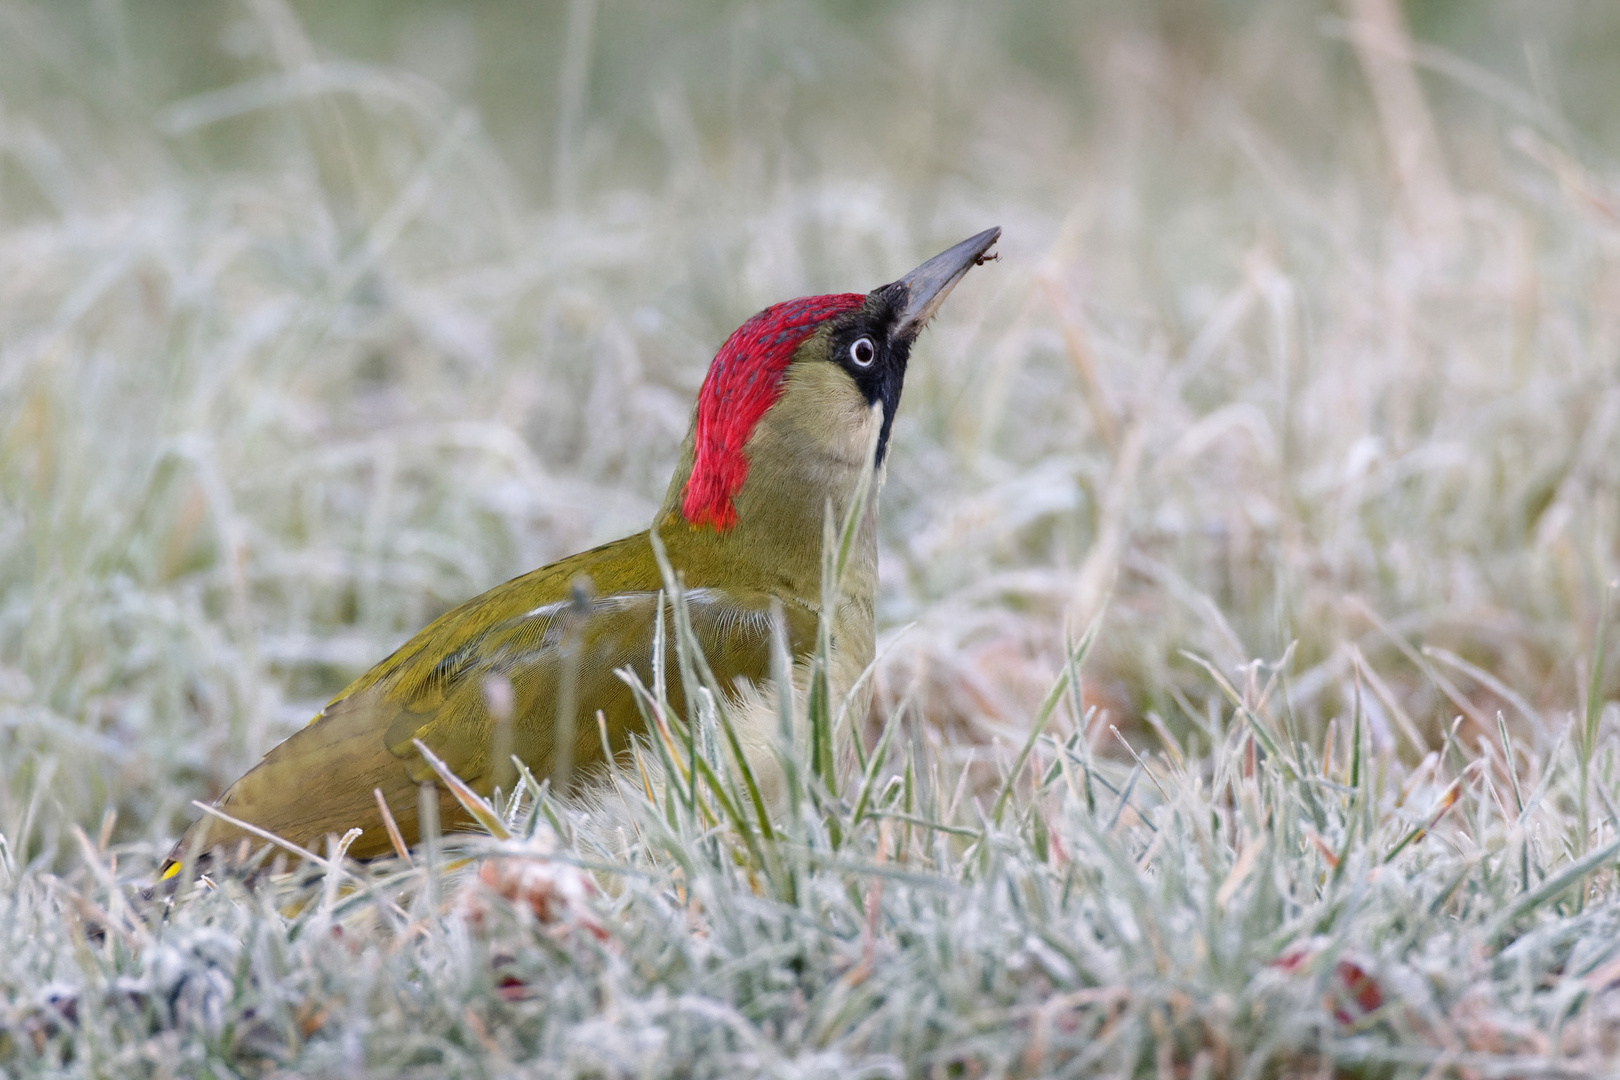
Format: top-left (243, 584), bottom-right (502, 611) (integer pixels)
top-left (673, 228), bottom-right (1001, 535)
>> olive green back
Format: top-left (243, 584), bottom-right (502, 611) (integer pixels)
top-left (172, 530), bottom-right (818, 864)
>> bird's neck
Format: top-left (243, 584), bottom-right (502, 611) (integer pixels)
top-left (655, 362), bottom-right (884, 607)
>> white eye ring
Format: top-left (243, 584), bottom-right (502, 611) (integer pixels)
top-left (849, 337), bottom-right (876, 367)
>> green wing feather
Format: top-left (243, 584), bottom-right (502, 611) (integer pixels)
top-left (166, 531), bottom-right (817, 867)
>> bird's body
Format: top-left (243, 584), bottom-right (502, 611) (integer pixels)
top-left (164, 229), bottom-right (999, 873)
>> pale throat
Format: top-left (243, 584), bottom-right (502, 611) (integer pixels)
top-left (736, 364), bottom-right (885, 520)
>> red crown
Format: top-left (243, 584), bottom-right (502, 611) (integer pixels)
top-left (682, 293), bottom-right (864, 530)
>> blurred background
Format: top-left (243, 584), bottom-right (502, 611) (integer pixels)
top-left (2, 0), bottom-right (1619, 857)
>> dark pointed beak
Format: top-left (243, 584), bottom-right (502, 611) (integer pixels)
top-left (889, 227), bottom-right (1001, 340)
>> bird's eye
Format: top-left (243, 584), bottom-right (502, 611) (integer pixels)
top-left (848, 337), bottom-right (876, 368)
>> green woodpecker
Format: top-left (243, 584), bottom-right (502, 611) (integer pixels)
top-left (162, 227), bottom-right (1000, 874)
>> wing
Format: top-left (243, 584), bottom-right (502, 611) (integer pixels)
top-left (166, 534), bottom-right (817, 867)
